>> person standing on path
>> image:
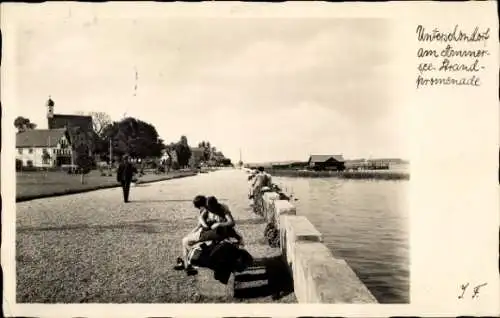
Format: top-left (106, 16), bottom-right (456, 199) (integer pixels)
top-left (251, 167), bottom-right (272, 197)
top-left (116, 154), bottom-right (137, 203)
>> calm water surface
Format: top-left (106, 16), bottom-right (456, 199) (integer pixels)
top-left (274, 176), bottom-right (409, 303)
top-left (149, 169), bottom-right (409, 303)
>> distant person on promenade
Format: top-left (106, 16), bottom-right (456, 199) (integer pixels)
top-left (247, 169), bottom-right (259, 198)
top-left (175, 195), bottom-right (244, 275)
top-left (248, 168), bottom-right (258, 181)
top-left (251, 166), bottom-right (272, 199)
top-left (116, 154), bottom-right (137, 203)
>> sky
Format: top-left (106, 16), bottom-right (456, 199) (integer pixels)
top-left (15, 16), bottom-right (409, 163)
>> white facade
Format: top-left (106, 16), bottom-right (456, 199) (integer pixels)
top-left (17, 147), bottom-right (54, 168)
top-left (16, 135), bottom-right (72, 168)
top-left (160, 150), bottom-right (178, 165)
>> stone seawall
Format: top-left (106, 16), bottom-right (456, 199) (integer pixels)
top-left (260, 189), bottom-right (378, 303)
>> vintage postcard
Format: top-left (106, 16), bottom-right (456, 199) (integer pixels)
top-left (1, 1), bottom-right (498, 317)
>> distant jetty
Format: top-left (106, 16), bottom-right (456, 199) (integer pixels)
top-left (263, 168), bottom-right (410, 181)
top-left (245, 158), bottom-right (410, 181)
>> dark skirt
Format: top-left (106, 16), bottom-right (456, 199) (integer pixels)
top-left (199, 226), bottom-right (239, 242)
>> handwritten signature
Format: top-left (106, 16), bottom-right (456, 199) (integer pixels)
top-left (458, 282), bottom-right (487, 299)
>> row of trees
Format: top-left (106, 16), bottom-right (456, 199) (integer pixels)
top-left (15, 112), bottom-right (231, 175)
top-left (164, 135), bottom-right (192, 169)
top-left (198, 141), bottom-right (217, 162)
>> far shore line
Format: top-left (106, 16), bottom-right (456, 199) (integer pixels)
top-left (264, 168), bottom-right (410, 181)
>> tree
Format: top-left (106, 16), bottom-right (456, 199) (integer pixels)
top-left (175, 135), bottom-right (192, 168)
top-left (72, 128), bottom-right (93, 184)
top-left (163, 142), bottom-right (177, 171)
top-left (220, 158), bottom-right (232, 166)
top-left (89, 112), bottom-right (112, 137)
top-left (210, 146), bottom-right (217, 162)
top-left (197, 140), bottom-right (213, 162)
top-left (14, 116), bottom-right (37, 132)
top-left (16, 159), bottom-right (23, 171)
top-left (100, 117), bottom-right (164, 160)
top-left (73, 111), bottom-right (112, 159)
top-left (70, 111), bottom-right (104, 158)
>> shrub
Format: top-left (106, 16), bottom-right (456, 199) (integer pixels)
top-left (16, 159), bottom-right (23, 171)
top-left (172, 161), bottom-right (180, 170)
top-left (264, 223), bottom-right (280, 248)
top-left (148, 161), bottom-right (158, 169)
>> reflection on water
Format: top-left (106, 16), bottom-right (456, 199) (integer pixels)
top-left (275, 176), bottom-right (409, 304)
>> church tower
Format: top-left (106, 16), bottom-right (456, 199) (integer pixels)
top-left (47, 96), bottom-right (55, 119)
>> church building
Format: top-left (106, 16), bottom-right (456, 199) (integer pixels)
top-left (46, 96), bottom-right (93, 138)
top-left (16, 97), bottom-right (95, 168)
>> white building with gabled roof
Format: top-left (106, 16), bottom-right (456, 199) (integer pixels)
top-left (16, 128), bottom-right (73, 168)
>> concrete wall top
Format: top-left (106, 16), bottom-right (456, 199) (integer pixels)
top-left (295, 242), bottom-right (378, 303)
top-left (284, 215), bottom-right (322, 243)
top-left (263, 192), bottom-right (280, 202)
top-left (274, 199), bottom-right (296, 216)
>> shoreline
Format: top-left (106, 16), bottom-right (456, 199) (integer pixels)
top-left (265, 169), bottom-right (410, 181)
top-left (16, 171), bottom-right (198, 202)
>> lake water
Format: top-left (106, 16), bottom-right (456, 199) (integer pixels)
top-left (273, 176), bottom-right (410, 303)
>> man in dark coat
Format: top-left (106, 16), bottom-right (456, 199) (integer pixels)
top-left (116, 154), bottom-right (137, 203)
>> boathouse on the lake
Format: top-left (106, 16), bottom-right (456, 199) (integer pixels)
top-left (307, 154), bottom-right (345, 171)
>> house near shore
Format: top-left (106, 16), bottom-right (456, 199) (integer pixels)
top-left (344, 158), bottom-right (408, 170)
top-left (16, 128), bottom-right (72, 168)
top-left (345, 159), bottom-right (368, 170)
top-left (307, 154), bottom-right (345, 171)
top-left (15, 97), bottom-right (96, 169)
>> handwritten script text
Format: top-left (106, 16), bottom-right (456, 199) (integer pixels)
top-left (458, 282), bottom-right (488, 299)
top-left (415, 25), bottom-right (490, 89)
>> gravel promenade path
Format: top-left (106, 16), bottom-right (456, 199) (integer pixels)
top-left (16, 169), bottom-right (296, 303)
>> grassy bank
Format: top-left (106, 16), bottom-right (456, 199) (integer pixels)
top-left (266, 169), bottom-right (410, 181)
top-left (16, 170), bottom-right (198, 202)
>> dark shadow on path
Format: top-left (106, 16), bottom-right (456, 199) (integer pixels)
top-left (126, 199), bottom-right (194, 203)
top-left (233, 255), bottom-right (293, 300)
top-left (127, 198), bottom-right (230, 203)
top-left (16, 218), bottom-right (190, 234)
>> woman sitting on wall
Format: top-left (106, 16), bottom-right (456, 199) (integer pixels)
top-left (175, 195), bottom-right (244, 275)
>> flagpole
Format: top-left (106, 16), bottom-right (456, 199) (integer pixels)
top-left (109, 138), bottom-right (113, 175)
top-left (239, 148), bottom-right (242, 169)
